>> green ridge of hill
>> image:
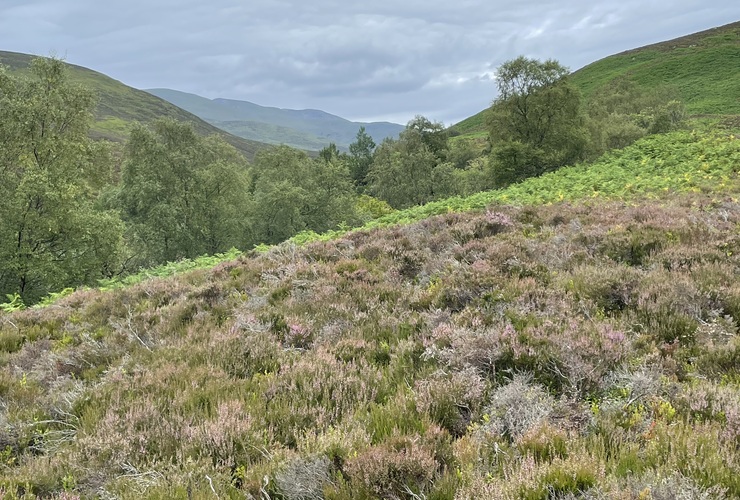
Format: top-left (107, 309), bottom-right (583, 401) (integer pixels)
top-left (452, 20), bottom-right (740, 136)
top-left (0, 51), bottom-right (270, 159)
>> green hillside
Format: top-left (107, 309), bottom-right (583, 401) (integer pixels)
top-left (1, 126), bottom-right (739, 497)
top-left (452, 21), bottom-right (740, 136)
top-left (0, 51), bottom-right (269, 159)
top-left (147, 88), bottom-right (405, 150)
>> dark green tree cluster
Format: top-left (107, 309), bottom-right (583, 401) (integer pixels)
top-left (0, 58), bottom-right (123, 304)
top-left (486, 57), bottom-right (685, 187)
top-left (117, 120), bottom-right (252, 268)
top-left (487, 57), bottom-right (589, 186)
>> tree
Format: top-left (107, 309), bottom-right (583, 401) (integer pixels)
top-left (406, 115), bottom-right (449, 160)
top-left (348, 126), bottom-right (376, 189)
top-left (488, 57), bottom-right (588, 186)
top-left (367, 128), bottom-right (452, 209)
top-left (249, 146), bottom-right (357, 244)
top-left (0, 58), bottom-right (123, 303)
top-left (117, 119), bottom-right (252, 267)
top-left (586, 77), bottom-right (685, 155)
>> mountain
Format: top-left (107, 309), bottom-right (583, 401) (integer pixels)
top-left (451, 20), bottom-right (740, 136)
top-left (146, 88), bottom-right (405, 150)
top-left (0, 51), bottom-right (270, 159)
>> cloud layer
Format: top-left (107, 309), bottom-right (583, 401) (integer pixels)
top-left (0, 1), bottom-right (736, 124)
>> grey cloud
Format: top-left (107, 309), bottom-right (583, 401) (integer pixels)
top-left (0, 0), bottom-right (736, 124)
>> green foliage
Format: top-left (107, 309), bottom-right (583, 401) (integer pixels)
top-left (586, 77), bottom-right (687, 156)
top-left (0, 294), bottom-right (25, 313)
top-left (488, 57), bottom-right (589, 186)
top-left (249, 145), bottom-right (358, 244)
top-left (348, 126), bottom-right (376, 189)
top-left (97, 248), bottom-right (242, 291)
top-left (0, 58), bottom-right (124, 304)
top-left (453, 22), bottom-right (740, 138)
top-left (571, 25), bottom-right (740, 116)
top-left (406, 115), bottom-right (449, 159)
top-left (116, 118), bottom-right (252, 267)
top-left (368, 127), bottom-right (453, 208)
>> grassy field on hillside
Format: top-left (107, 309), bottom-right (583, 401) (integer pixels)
top-left (452, 21), bottom-right (740, 136)
top-left (571, 25), bottom-right (740, 115)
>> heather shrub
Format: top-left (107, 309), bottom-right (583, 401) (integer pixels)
top-left (516, 423), bottom-right (569, 464)
top-left (518, 461), bottom-right (598, 500)
top-left (264, 348), bottom-right (382, 445)
top-left (478, 374), bottom-right (555, 441)
top-left (695, 335), bottom-right (740, 380)
top-left (364, 391), bottom-right (426, 443)
top-left (598, 225), bottom-right (669, 267)
top-left (415, 368), bottom-right (486, 437)
top-left (622, 473), bottom-right (730, 500)
top-left (343, 436), bottom-right (438, 498)
top-left (274, 455), bottom-right (332, 500)
top-left (564, 265), bottom-right (639, 315)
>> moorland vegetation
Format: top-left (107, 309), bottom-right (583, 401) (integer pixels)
top-left (0, 22), bottom-right (739, 499)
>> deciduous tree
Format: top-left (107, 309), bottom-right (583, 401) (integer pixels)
top-left (488, 57), bottom-right (588, 186)
top-left (0, 58), bottom-right (123, 303)
top-left (348, 126), bottom-right (376, 189)
top-left (117, 119), bottom-right (252, 267)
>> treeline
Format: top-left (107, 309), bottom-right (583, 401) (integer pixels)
top-left (0, 56), bottom-right (685, 304)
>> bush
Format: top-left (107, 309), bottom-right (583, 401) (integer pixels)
top-left (344, 436), bottom-right (438, 498)
top-left (478, 374), bottom-right (555, 441)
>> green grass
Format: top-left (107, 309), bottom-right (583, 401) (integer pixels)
top-left (0, 51), bottom-right (269, 159)
top-left (571, 26), bottom-right (740, 115)
top-left (452, 21), bottom-right (740, 137)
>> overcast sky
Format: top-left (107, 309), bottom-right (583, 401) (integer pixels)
top-left (0, 1), bottom-right (736, 125)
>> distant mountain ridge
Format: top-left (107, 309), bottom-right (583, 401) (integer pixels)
top-left (146, 88), bottom-right (405, 150)
top-left (0, 50), bottom-right (269, 159)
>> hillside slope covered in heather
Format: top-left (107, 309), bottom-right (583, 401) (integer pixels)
top-left (1, 129), bottom-right (739, 497)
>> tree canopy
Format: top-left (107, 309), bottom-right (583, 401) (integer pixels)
top-left (116, 119), bottom-right (252, 267)
top-left (488, 56), bottom-right (588, 186)
top-left (0, 58), bottom-right (123, 303)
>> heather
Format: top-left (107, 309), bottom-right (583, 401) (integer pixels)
top-left (1, 194), bottom-right (739, 498)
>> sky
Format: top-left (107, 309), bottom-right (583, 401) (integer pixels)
top-left (0, 1), bottom-right (736, 125)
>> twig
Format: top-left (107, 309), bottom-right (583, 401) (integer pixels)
top-left (205, 475), bottom-right (219, 498)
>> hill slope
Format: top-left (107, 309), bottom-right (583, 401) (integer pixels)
top-left (147, 88), bottom-right (405, 150)
top-left (452, 20), bottom-right (740, 136)
top-left (2, 179), bottom-right (739, 497)
top-left (0, 51), bottom-right (270, 159)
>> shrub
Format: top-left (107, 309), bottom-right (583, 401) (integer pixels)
top-left (344, 436), bottom-right (438, 498)
top-left (478, 374), bottom-right (555, 441)
top-left (415, 368), bottom-right (486, 437)
top-left (274, 455), bottom-right (331, 500)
